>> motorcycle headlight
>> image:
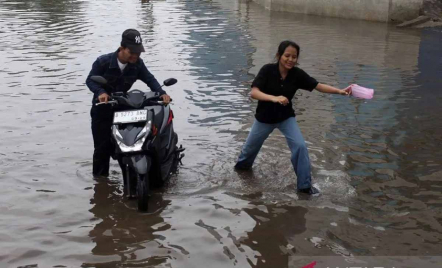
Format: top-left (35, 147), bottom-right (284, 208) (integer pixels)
top-left (135, 121), bottom-right (151, 142)
top-left (113, 126), bottom-right (124, 142)
top-left (135, 126), bottom-right (147, 142)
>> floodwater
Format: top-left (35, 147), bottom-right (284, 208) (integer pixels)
top-left (1, 0), bottom-right (441, 267)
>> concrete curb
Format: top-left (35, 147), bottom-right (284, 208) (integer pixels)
top-left (396, 15), bottom-right (432, 27)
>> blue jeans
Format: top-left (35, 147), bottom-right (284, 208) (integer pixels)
top-left (235, 117), bottom-right (312, 190)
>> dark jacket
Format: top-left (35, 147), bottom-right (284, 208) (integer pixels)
top-left (86, 49), bottom-right (166, 104)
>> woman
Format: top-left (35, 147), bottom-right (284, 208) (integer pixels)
top-left (235, 40), bottom-right (351, 195)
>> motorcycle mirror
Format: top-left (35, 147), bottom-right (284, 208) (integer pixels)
top-left (90, 76), bottom-right (108, 85)
top-left (163, 78), bottom-right (177, 87)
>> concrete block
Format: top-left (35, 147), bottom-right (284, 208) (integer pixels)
top-left (251, 0), bottom-right (424, 22)
top-left (413, 20), bottom-right (442, 28)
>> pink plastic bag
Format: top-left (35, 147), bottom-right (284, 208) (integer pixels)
top-left (350, 84), bottom-right (374, 99)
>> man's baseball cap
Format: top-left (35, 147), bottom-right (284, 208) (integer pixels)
top-left (121, 29), bottom-right (145, 53)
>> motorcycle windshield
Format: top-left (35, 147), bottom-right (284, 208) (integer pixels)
top-left (114, 91), bottom-right (145, 108)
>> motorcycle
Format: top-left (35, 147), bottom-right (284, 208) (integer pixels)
top-left (90, 76), bottom-right (185, 211)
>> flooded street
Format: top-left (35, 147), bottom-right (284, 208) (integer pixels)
top-left (1, 0), bottom-right (441, 267)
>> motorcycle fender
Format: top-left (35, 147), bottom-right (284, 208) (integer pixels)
top-left (130, 155), bottom-right (151, 175)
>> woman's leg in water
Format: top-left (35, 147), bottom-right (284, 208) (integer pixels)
top-left (278, 117), bottom-right (313, 190)
top-left (235, 120), bottom-right (275, 170)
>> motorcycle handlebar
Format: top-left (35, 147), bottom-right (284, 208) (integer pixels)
top-left (95, 100), bottom-right (118, 106)
top-left (94, 99), bottom-right (172, 106)
top-left (145, 99), bottom-right (173, 105)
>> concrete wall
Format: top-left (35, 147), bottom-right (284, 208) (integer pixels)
top-left (252, 0), bottom-right (423, 22)
top-left (390, 0), bottom-right (424, 21)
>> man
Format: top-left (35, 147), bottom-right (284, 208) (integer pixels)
top-left (86, 29), bottom-right (171, 177)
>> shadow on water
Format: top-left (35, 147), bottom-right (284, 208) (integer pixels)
top-left (240, 204), bottom-right (308, 267)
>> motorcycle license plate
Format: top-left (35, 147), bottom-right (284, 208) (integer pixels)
top-left (113, 109), bottom-right (147, 124)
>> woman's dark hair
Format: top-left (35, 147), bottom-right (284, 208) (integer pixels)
top-left (275, 40), bottom-right (300, 63)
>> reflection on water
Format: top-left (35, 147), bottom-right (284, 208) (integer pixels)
top-left (0, 0), bottom-right (441, 267)
top-left (84, 178), bottom-right (171, 267)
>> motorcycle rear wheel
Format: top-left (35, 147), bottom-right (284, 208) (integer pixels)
top-left (137, 173), bottom-right (150, 212)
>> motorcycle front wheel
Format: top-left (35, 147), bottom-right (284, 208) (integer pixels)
top-left (137, 173), bottom-right (150, 212)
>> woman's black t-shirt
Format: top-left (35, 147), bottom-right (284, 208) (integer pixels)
top-left (251, 63), bottom-right (319, 124)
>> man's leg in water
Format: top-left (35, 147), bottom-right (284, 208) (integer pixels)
top-left (91, 105), bottom-right (113, 177)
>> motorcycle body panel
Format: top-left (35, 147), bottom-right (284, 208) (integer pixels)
top-left (111, 90), bottom-right (181, 185)
top-left (89, 75), bottom-right (183, 211)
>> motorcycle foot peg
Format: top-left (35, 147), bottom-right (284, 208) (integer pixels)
top-left (179, 153), bottom-right (185, 165)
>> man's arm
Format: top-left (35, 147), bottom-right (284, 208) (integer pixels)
top-left (138, 60), bottom-right (166, 96)
top-left (86, 58), bottom-right (107, 97)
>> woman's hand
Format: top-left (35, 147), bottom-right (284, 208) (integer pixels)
top-left (339, 86), bottom-right (352, 96)
top-left (251, 87), bottom-right (289, 105)
top-left (272, 95), bottom-right (289, 106)
top-left (316, 83), bottom-right (351, 96)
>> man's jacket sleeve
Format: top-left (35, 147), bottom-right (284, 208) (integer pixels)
top-left (138, 60), bottom-right (166, 96)
top-left (86, 57), bottom-right (107, 97)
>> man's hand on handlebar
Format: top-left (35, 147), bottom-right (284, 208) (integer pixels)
top-left (160, 94), bottom-right (171, 104)
top-left (98, 93), bottom-right (110, 103)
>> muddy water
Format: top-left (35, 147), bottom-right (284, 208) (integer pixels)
top-left (1, 0), bottom-right (441, 267)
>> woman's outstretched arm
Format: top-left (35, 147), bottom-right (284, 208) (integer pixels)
top-left (316, 83), bottom-right (351, 95)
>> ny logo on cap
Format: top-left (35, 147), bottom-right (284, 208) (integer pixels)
top-left (135, 36), bottom-right (141, 44)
